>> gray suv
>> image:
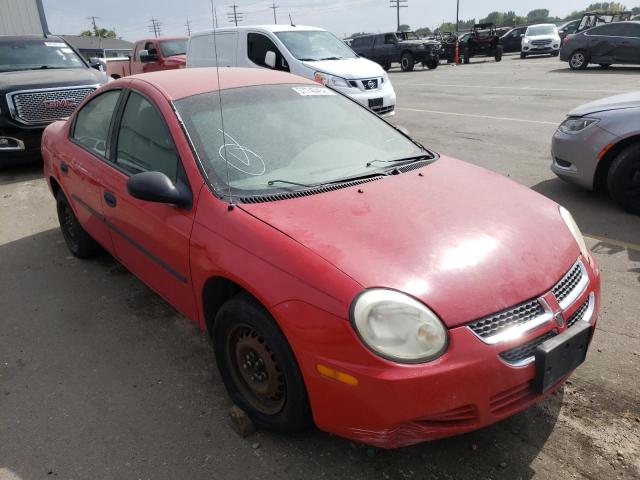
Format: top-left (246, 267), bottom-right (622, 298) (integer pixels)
top-left (351, 32), bottom-right (440, 72)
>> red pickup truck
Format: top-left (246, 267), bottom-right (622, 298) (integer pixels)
top-left (105, 36), bottom-right (187, 79)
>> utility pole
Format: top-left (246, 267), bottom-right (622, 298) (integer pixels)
top-left (148, 18), bottom-right (162, 38)
top-left (87, 16), bottom-right (100, 36)
top-left (456, 0), bottom-right (460, 33)
top-left (389, 0), bottom-right (408, 31)
top-left (227, 3), bottom-right (243, 26)
top-left (185, 18), bottom-right (192, 36)
top-left (210, 0), bottom-right (218, 29)
top-left (270, 0), bottom-right (279, 24)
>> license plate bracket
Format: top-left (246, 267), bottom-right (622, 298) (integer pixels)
top-left (533, 321), bottom-right (591, 393)
top-left (368, 97), bottom-right (383, 108)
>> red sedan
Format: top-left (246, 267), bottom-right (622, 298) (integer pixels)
top-left (42, 68), bottom-right (600, 448)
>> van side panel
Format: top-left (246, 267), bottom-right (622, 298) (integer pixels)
top-left (187, 32), bottom-right (239, 68)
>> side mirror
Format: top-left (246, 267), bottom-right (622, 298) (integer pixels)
top-left (265, 50), bottom-right (276, 68)
top-left (127, 171), bottom-right (192, 208)
top-left (139, 49), bottom-right (157, 62)
top-left (520, 34), bottom-right (525, 38)
top-left (89, 57), bottom-right (103, 71)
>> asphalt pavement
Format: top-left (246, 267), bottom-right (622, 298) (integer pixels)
top-left (1, 54), bottom-right (639, 480)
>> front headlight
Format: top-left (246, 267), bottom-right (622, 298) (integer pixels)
top-left (523, 37), bottom-right (530, 44)
top-left (558, 117), bottom-right (599, 134)
top-left (382, 71), bottom-right (389, 83)
top-left (351, 289), bottom-right (448, 364)
top-left (560, 206), bottom-right (591, 262)
top-left (314, 72), bottom-right (349, 88)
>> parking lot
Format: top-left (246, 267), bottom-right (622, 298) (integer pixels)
top-left (1, 54), bottom-right (639, 479)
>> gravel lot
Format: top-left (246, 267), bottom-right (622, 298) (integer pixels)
top-left (1, 54), bottom-right (639, 480)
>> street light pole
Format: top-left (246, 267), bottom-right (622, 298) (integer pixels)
top-left (456, 0), bottom-right (460, 33)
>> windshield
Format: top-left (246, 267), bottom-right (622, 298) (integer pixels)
top-left (526, 25), bottom-right (557, 36)
top-left (0, 39), bottom-right (85, 72)
top-left (160, 39), bottom-right (187, 57)
top-left (274, 31), bottom-right (357, 61)
top-left (174, 84), bottom-right (426, 194)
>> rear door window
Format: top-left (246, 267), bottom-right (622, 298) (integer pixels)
top-left (71, 90), bottom-right (121, 158)
top-left (115, 91), bottom-right (179, 181)
top-left (589, 24), bottom-right (625, 36)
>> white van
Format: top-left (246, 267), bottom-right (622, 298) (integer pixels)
top-left (187, 25), bottom-right (396, 116)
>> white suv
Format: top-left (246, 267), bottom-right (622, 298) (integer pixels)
top-left (521, 24), bottom-right (561, 58)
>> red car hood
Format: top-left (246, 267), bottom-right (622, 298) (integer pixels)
top-left (239, 156), bottom-right (579, 327)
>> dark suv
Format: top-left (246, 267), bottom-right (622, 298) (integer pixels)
top-left (0, 35), bottom-right (108, 166)
top-left (351, 32), bottom-right (440, 72)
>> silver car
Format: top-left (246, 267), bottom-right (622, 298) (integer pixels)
top-left (551, 92), bottom-right (640, 214)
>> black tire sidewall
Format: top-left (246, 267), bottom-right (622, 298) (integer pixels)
top-left (608, 143), bottom-right (640, 214)
top-left (213, 293), bottom-right (312, 433)
top-left (56, 190), bottom-right (98, 258)
top-left (570, 50), bottom-right (588, 70)
top-left (401, 53), bottom-right (414, 71)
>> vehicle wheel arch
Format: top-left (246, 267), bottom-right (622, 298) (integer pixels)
top-left (594, 135), bottom-right (640, 190)
top-left (49, 176), bottom-right (62, 197)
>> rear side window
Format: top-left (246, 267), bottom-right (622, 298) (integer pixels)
top-left (384, 34), bottom-right (396, 44)
top-left (72, 90), bottom-right (121, 158)
top-left (247, 33), bottom-right (288, 71)
top-left (620, 23), bottom-right (640, 37)
top-left (589, 24), bottom-right (625, 36)
top-left (115, 92), bottom-right (179, 181)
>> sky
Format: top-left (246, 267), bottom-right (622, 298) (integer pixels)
top-left (43, 0), bottom-right (640, 40)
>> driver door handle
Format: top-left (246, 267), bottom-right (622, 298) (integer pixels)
top-left (104, 191), bottom-right (117, 208)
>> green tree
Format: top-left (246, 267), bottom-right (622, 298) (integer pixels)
top-left (565, 3), bottom-right (628, 20)
top-left (415, 26), bottom-right (432, 36)
top-left (527, 8), bottom-right (550, 23)
top-left (80, 28), bottom-right (116, 38)
top-left (398, 24), bottom-right (411, 32)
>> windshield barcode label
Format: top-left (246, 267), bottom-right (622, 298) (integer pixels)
top-left (292, 87), bottom-right (336, 96)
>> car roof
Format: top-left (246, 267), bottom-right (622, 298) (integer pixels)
top-left (191, 24), bottom-right (325, 37)
top-left (526, 23), bottom-right (557, 28)
top-left (124, 67), bottom-right (315, 101)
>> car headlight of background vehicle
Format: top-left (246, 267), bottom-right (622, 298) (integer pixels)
top-left (523, 37), bottom-right (531, 44)
top-left (314, 72), bottom-right (350, 88)
top-left (351, 289), bottom-right (448, 363)
top-left (560, 206), bottom-right (591, 262)
top-left (558, 117), bottom-right (599, 135)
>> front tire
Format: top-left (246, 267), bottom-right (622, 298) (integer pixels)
top-left (213, 293), bottom-right (312, 432)
top-left (607, 143), bottom-right (640, 215)
top-left (400, 52), bottom-right (414, 72)
top-left (56, 190), bottom-right (100, 258)
top-left (494, 45), bottom-right (503, 62)
top-left (520, 52), bottom-right (527, 59)
top-left (463, 47), bottom-right (470, 64)
top-left (569, 50), bottom-right (589, 70)
top-left (425, 58), bottom-right (439, 70)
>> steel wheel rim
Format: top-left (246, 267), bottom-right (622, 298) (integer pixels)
top-left (226, 324), bottom-right (285, 415)
top-left (402, 57), bottom-right (409, 69)
top-left (62, 204), bottom-right (78, 243)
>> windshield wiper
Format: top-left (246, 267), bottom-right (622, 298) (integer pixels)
top-left (318, 56), bottom-right (347, 60)
top-left (366, 154), bottom-right (433, 168)
top-left (267, 179), bottom-right (319, 188)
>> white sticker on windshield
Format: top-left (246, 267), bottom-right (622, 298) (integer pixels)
top-left (292, 86), bottom-right (336, 96)
top-left (45, 42), bottom-right (66, 47)
top-left (61, 47), bottom-right (73, 53)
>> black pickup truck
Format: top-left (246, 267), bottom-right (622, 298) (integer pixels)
top-left (1, 35), bottom-right (108, 166)
top-left (350, 32), bottom-right (440, 72)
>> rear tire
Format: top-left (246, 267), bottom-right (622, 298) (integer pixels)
top-left (56, 190), bottom-right (100, 258)
top-left (569, 50), bottom-right (589, 70)
top-left (400, 52), bottom-right (414, 72)
top-left (607, 143), bottom-right (640, 215)
top-left (213, 292), bottom-right (312, 433)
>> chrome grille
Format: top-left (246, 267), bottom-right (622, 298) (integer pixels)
top-left (499, 330), bottom-right (557, 366)
top-left (531, 39), bottom-right (552, 46)
top-left (9, 86), bottom-right (96, 125)
top-left (467, 299), bottom-right (546, 343)
top-left (371, 105), bottom-right (394, 115)
top-left (552, 260), bottom-right (587, 309)
top-left (567, 296), bottom-right (590, 328)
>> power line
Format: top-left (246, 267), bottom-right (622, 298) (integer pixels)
top-left (148, 18), bottom-right (162, 38)
top-left (270, 0), bottom-right (279, 24)
top-left (185, 18), bottom-right (192, 35)
top-left (227, 3), bottom-right (244, 26)
top-left (389, 0), bottom-right (408, 31)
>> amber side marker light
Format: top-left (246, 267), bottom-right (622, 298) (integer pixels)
top-left (316, 364), bottom-right (359, 386)
top-left (598, 143), bottom-right (615, 159)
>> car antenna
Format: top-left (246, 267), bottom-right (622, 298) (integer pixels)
top-left (289, 13), bottom-right (295, 27)
top-left (210, 2), bottom-right (234, 211)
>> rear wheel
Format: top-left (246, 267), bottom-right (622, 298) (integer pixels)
top-left (569, 50), bottom-right (589, 70)
top-left (213, 293), bottom-right (312, 432)
top-left (400, 52), bottom-right (414, 72)
top-left (56, 190), bottom-right (100, 258)
top-left (607, 143), bottom-right (640, 215)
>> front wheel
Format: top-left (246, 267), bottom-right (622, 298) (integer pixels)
top-left (607, 143), bottom-right (640, 215)
top-left (520, 52), bottom-right (527, 59)
top-left (425, 58), bottom-right (439, 70)
top-left (213, 293), bottom-right (312, 432)
top-left (494, 45), bottom-right (503, 62)
top-left (463, 47), bottom-right (470, 64)
top-left (56, 190), bottom-right (100, 258)
top-left (400, 52), bottom-right (414, 72)
top-left (569, 50), bottom-right (589, 70)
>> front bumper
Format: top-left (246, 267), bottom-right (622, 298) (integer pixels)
top-left (523, 44), bottom-right (560, 55)
top-left (0, 117), bottom-right (45, 165)
top-left (551, 123), bottom-right (618, 190)
top-left (413, 49), bottom-right (440, 63)
top-left (334, 80), bottom-right (397, 117)
top-left (273, 256), bottom-right (600, 449)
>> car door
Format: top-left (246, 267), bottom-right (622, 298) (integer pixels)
top-left (618, 23), bottom-right (640, 63)
top-left (99, 85), bottom-right (198, 319)
top-left (65, 88), bottom-right (124, 253)
top-left (586, 23), bottom-right (625, 63)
